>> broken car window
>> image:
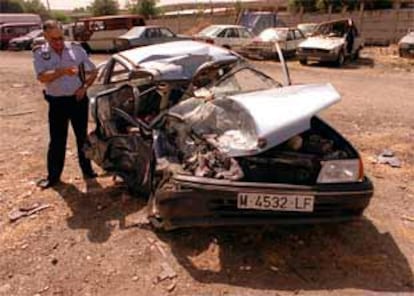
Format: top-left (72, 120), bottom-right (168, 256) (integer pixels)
top-left (209, 67), bottom-right (280, 97)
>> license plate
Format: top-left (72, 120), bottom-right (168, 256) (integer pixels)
top-left (308, 56), bottom-right (321, 61)
top-left (237, 193), bottom-right (314, 212)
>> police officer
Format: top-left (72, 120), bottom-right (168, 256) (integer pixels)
top-left (33, 20), bottom-right (98, 189)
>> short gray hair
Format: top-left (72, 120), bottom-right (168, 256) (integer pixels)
top-left (42, 20), bottom-right (62, 32)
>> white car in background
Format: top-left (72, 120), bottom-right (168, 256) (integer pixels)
top-left (241, 27), bottom-right (305, 59)
top-left (194, 24), bottom-right (254, 52)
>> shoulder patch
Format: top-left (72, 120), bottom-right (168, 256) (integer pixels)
top-left (41, 51), bottom-right (51, 60)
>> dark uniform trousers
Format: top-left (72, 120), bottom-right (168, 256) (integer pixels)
top-left (45, 94), bottom-right (93, 181)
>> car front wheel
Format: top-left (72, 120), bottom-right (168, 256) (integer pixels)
top-left (299, 58), bottom-right (308, 65)
top-left (335, 50), bottom-right (345, 67)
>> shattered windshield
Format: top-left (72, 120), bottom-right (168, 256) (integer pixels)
top-left (315, 21), bottom-right (347, 37)
top-left (208, 67), bottom-right (280, 97)
top-left (123, 26), bottom-right (145, 37)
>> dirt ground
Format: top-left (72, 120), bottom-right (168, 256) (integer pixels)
top-left (0, 48), bottom-right (413, 296)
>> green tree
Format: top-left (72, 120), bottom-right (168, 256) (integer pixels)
top-left (52, 11), bottom-right (71, 23)
top-left (23, 0), bottom-right (50, 19)
top-left (89, 0), bottom-right (119, 16)
top-left (234, 0), bottom-right (243, 13)
top-left (72, 7), bottom-right (88, 13)
top-left (128, 0), bottom-right (159, 19)
top-left (0, 0), bottom-right (25, 13)
top-left (288, 0), bottom-right (317, 13)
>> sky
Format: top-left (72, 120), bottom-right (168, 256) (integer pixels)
top-left (41, 0), bottom-right (244, 10)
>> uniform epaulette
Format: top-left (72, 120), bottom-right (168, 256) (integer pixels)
top-left (32, 45), bottom-right (42, 52)
top-left (70, 41), bottom-right (82, 47)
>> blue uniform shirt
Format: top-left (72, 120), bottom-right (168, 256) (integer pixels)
top-left (33, 42), bottom-right (96, 97)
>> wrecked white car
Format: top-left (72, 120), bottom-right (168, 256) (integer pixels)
top-left (85, 40), bottom-right (373, 230)
top-left (297, 18), bottom-right (364, 67)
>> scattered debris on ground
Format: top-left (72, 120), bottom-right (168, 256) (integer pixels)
top-left (8, 203), bottom-right (51, 223)
top-left (376, 149), bottom-right (402, 168)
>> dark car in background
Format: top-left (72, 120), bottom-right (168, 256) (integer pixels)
top-left (114, 25), bottom-right (190, 51)
top-left (85, 40), bottom-right (373, 230)
top-left (8, 28), bottom-right (43, 50)
top-left (0, 22), bottom-right (40, 49)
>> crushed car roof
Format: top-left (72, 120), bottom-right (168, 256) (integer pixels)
top-left (115, 40), bottom-right (241, 80)
top-left (117, 40), bottom-right (240, 67)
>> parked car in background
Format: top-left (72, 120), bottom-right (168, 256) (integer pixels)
top-left (84, 40), bottom-right (373, 230)
top-left (194, 24), bottom-right (254, 52)
top-left (8, 28), bottom-right (43, 50)
top-left (241, 27), bottom-right (305, 59)
top-left (0, 22), bottom-right (41, 49)
top-left (114, 25), bottom-right (190, 51)
top-left (297, 18), bottom-right (364, 67)
top-left (73, 15), bottom-right (145, 52)
top-left (297, 23), bottom-right (317, 37)
top-left (398, 29), bottom-right (414, 58)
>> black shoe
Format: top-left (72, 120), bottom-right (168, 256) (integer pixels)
top-left (83, 170), bottom-right (98, 179)
top-left (36, 178), bottom-right (60, 189)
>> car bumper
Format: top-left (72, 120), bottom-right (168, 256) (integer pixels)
top-left (240, 45), bottom-right (275, 58)
top-left (8, 43), bottom-right (26, 51)
top-left (153, 175), bottom-right (374, 230)
top-left (298, 49), bottom-right (338, 62)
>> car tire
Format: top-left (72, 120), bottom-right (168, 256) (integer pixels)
top-left (353, 48), bottom-right (362, 61)
top-left (222, 45), bottom-right (231, 50)
top-left (335, 50), bottom-right (345, 67)
top-left (299, 58), bottom-right (307, 65)
top-left (126, 154), bottom-right (155, 200)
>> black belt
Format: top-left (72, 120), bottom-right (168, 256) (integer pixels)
top-left (43, 90), bottom-right (78, 102)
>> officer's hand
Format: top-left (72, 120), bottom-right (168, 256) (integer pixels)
top-left (61, 66), bottom-right (78, 76)
top-left (75, 86), bottom-right (87, 101)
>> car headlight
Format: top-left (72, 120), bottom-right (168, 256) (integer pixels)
top-left (115, 39), bottom-right (129, 50)
top-left (399, 43), bottom-right (409, 49)
top-left (329, 48), bottom-right (339, 54)
top-left (317, 159), bottom-right (363, 183)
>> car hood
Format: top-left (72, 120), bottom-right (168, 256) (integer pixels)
top-left (400, 33), bottom-right (414, 44)
top-left (169, 83), bottom-right (340, 157)
top-left (116, 35), bottom-right (136, 41)
top-left (299, 36), bottom-right (344, 50)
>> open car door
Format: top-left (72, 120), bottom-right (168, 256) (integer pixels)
top-left (85, 84), bottom-right (155, 198)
